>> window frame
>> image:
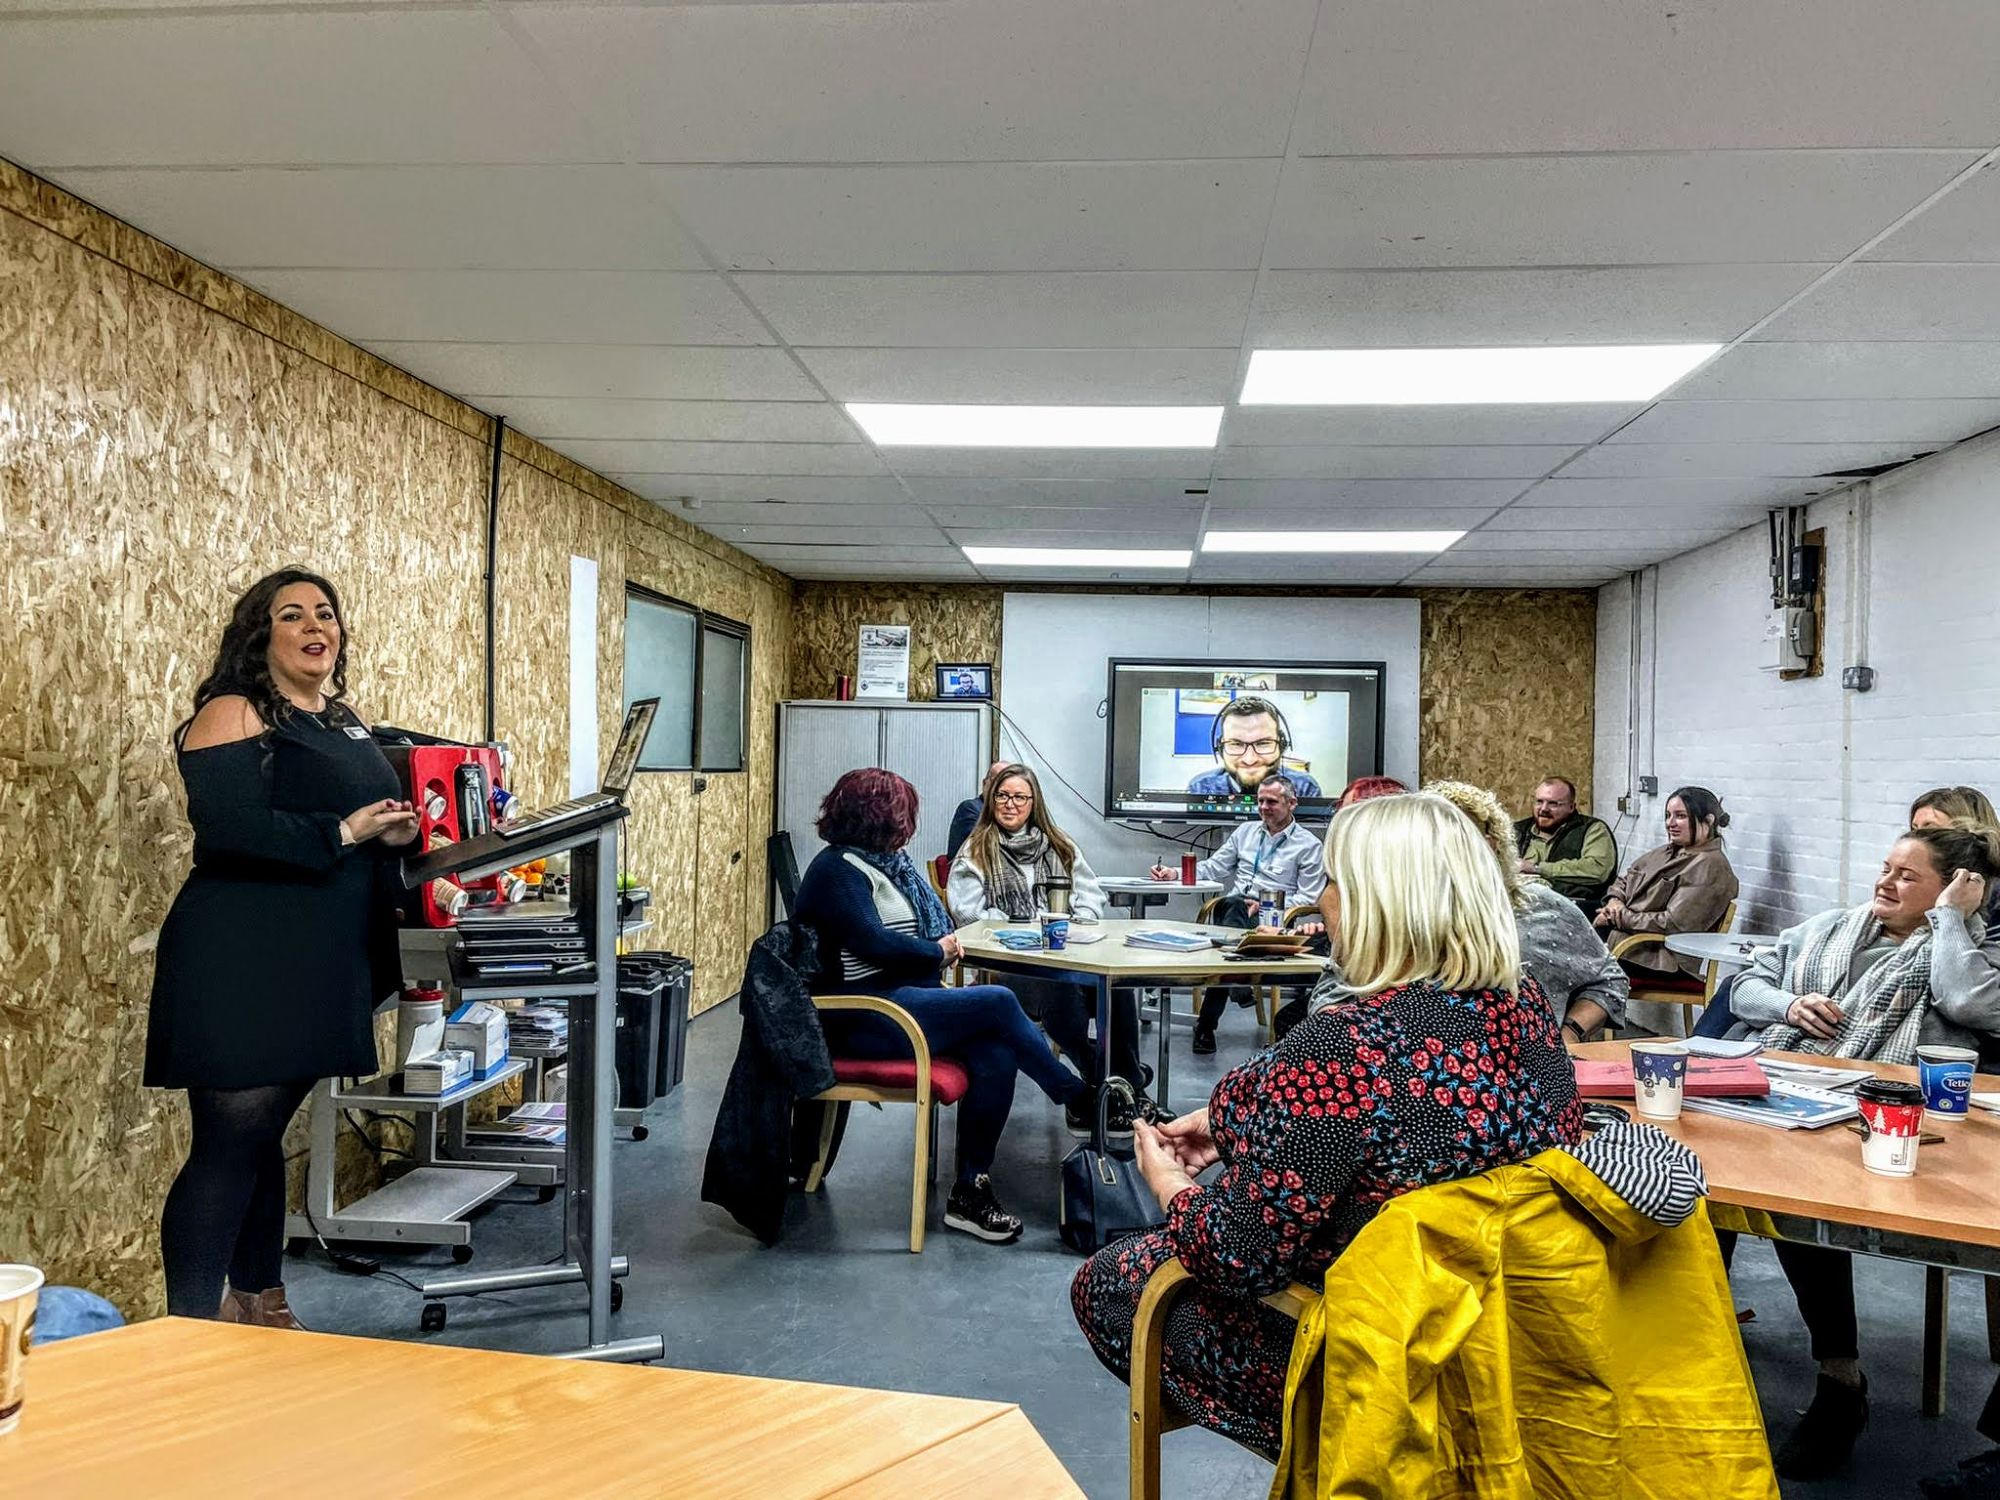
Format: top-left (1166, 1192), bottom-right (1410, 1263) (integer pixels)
top-left (621, 583), bottom-right (751, 776)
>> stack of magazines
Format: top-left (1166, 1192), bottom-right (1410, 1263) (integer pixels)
top-left (1123, 928), bottom-right (1213, 953)
top-left (1682, 1073), bottom-right (1863, 1129)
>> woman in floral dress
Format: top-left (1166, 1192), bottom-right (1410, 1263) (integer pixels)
top-left (1071, 792), bottom-right (1583, 1455)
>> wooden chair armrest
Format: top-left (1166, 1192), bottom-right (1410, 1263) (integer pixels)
top-left (1607, 931), bottom-right (1665, 961)
top-left (1282, 904), bottom-right (1319, 929)
top-left (810, 994), bottom-right (934, 1080)
top-left (1261, 1281), bottom-right (1317, 1320)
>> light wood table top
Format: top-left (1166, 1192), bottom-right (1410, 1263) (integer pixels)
top-left (1573, 1041), bottom-right (2000, 1250)
top-left (955, 917), bottom-right (1326, 982)
top-left (11, 1319), bottom-right (1083, 1499)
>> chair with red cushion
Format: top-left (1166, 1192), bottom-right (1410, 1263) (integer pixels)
top-left (1610, 899), bottom-right (1740, 1029)
top-left (801, 994), bottom-right (969, 1253)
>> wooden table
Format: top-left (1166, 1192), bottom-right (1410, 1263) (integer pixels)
top-left (956, 918), bottom-right (1325, 1133)
top-left (7, 1319), bottom-right (1083, 1499)
top-left (1574, 1041), bottom-right (2000, 1416)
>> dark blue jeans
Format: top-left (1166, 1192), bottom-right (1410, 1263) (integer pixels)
top-left (825, 983), bottom-right (1088, 1184)
top-left (1691, 974), bottom-right (1743, 1039)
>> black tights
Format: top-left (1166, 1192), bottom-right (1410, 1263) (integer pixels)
top-left (160, 1082), bottom-right (313, 1317)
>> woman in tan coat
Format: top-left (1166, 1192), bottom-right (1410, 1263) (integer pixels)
top-left (1596, 786), bottom-right (1738, 977)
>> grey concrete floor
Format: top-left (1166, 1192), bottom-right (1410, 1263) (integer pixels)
top-left (287, 999), bottom-right (1999, 1500)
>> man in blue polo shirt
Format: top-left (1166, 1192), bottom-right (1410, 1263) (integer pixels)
top-left (1183, 696), bottom-right (1322, 801)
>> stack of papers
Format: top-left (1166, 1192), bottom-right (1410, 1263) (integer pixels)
top-left (469, 1100), bottom-right (566, 1145)
top-left (1124, 928), bottom-right (1214, 953)
top-left (1683, 1078), bottom-right (1861, 1130)
top-left (1760, 1059), bottom-right (1870, 1091)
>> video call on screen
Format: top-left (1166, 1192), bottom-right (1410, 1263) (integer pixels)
top-left (1103, 659), bottom-right (1386, 823)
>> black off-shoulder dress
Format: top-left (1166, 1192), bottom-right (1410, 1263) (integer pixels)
top-left (145, 703), bottom-right (405, 1089)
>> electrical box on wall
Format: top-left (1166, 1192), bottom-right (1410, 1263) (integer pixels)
top-left (1760, 606), bottom-right (1816, 673)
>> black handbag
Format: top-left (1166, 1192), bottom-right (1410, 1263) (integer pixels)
top-left (1059, 1140), bottom-right (1163, 1252)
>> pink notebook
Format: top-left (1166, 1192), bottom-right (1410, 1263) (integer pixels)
top-left (1574, 1057), bottom-right (1770, 1099)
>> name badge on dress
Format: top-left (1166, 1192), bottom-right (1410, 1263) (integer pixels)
top-left (344, 725), bottom-right (371, 740)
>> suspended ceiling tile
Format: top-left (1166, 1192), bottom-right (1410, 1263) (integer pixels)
top-left (1865, 159), bottom-right (2000, 261)
top-left (546, 440), bottom-right (890, 477)
top-left (234, 269), bottom-right (768, 345)
top-left (1225, 406), bottom-right (1636, 447)
top-left (655, 161), bottom-right (1278, 273)
top-left (0, 9), bottom-right (598, 166)
top-left (1247, 265), bottom-right (1824, 347)
top-left (1289, 1), bottom-right (2000, 154)
top-left (899, 477), bottom-right (1213, 507)
top-left (884, 449), bottom-right (1218, 480)
top-left (1759, 264), bottom-right (2000, 342)
top-left (1611, 397), bottom-right (2000, 446)
top-left (1263, 151), bottom-right (1972, 270)
top-left (796, 347), bottom-right (1240, 405)
top-left (1517, 476), bottom-right (1837, 508)
top-left (484, 397), bottom-right (853, 445)
top-left (736, 271), bottom-right (1254, 348)
top-left (1556, 441), bottom-right (1936, 479)
top-left (610, 475), bottom-right (910, 506)
top-left (1205, 478), bottom-right (1531, 508)
top-left (49, 165), bottom-right (709, 271)
top-left (1672, 341), bottom-right (2000, 401)
top-left (515, 0), bottom-right (1318, 163)
top-left (363, 344), bottom-right (819, 403)
top-left (1214, 445), bottom-right (1579, 480)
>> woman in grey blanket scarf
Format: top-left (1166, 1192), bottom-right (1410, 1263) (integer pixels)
top-left (1718, 819), bottom-right (2000, 1483)
top-left (947, 763), bottom-right (1166, 1134)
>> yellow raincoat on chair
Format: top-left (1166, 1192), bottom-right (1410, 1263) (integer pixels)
top-left (1270, 1149), bottom-right (1777, 1500)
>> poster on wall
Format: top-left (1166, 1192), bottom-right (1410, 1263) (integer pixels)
top-left (856, 624), bottom-right (911, 699)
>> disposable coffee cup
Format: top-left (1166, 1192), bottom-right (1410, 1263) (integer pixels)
top-left (1039, 912), bottom-right (1070, 951)
top-left (1630, 1041), bottom-right (1690, 1122)
top-left (0, 1264), bottom-right (45, 1436)
top-left (1856, 1079), bottom-right (1926, 1176)
top-left (1917, 1044), bottom-right (1978, 1124)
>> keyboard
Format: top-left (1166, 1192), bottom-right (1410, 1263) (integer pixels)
top-left (495, 793), bottom-right (616, 838)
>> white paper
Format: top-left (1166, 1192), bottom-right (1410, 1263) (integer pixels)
top-left (856, 623), bottom-right (911, 699)
top-left (568, 555), bottom-right (599, 796)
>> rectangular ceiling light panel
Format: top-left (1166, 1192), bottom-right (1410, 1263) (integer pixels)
top-left (1240, 346), bottom-right (1721, 405)
top-left (848, 403), bottom-right (1223, 447)
top-left (1202, 530), bottom-right (1465, 554)
top-left (961, 546), bottom-right (1191, 568)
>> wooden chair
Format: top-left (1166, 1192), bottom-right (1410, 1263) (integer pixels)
top-left (928, 853), bottom-right (952, 900)
top-left (802, 994), bottom-right (969, 1253)
top-left (1128, 1259), bottom-right (1316, 1500)
top-left (1609, 899), bottom-right (1740, 1028)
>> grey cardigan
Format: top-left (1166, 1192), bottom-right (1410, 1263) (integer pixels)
top-left (1731, 905), bottom-right (2000, 1052)
top-left (1518, 880), bottom-right (1630, 1028)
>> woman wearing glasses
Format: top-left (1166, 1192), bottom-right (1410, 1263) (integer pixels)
top-left (949, 764), bottom-right (1164, 1135)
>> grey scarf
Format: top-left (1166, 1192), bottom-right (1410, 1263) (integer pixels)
top-left (988, 826), bottom-right (1067, 920)
top-left (1758, 904), bottom-right (1964, 1065)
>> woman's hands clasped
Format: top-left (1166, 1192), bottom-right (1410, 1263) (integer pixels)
top-left (1785, 992), bottom-right (1846, 1039)
top-left (344, 797), bottom-right (420, 847)
top-left (1133, 1107), bottom-right (1218, 1212)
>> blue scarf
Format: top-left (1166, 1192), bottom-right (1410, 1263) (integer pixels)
top-left (847, 847), bottom-right (952, 940)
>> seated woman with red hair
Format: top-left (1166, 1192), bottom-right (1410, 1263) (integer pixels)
top-left (792, 768), bottom-right (1094, 1245)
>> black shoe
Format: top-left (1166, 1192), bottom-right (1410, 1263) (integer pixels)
top-left (1191, 1027), bottom-right (1216, 1055)
top-left (1920, 1447), bottom-right (2000, 1500)
top-left (1774, 1372), bottom-right (1868, 1480)
top-left (1066, 1079), bottom-right (1138, 1142)
top-left (942, 1173), bottom-right (1023, 1244)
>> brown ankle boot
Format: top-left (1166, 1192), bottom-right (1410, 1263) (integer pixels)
top-left (217, 1284), bottom-right (306, 1330)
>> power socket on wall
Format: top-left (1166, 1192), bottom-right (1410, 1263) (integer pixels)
top-left (1638, 776), bottom-right (1658, 795)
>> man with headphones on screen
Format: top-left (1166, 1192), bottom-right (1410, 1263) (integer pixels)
top-left (1183, 696), bottom-right (1324, 800)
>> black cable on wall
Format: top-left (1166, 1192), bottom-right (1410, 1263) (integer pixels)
top-left (483, 415), bottom-right (507, 743)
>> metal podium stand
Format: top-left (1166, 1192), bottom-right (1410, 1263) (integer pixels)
top-left (400, 809), bottom-right (665, 1364)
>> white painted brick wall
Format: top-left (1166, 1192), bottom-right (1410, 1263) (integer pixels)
top-left (1595, 428), bottom-right (2000, 971)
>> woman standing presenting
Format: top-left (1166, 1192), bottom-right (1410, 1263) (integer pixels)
top-left (147, 569), bottom-right (418, 1325)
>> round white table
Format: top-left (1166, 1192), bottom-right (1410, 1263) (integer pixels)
top-left (1663, 932), bottom-right (1778, 969)
top-left (1099, 875), bottom-right (1224, 920)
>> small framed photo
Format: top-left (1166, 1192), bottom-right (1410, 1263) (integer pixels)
top-left (934, 663), bottom-right (994, 701)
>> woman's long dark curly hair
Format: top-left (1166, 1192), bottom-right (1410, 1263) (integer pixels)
top-left (175, 568), bottom-right (352, 747)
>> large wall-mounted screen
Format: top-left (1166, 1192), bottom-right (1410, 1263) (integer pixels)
top-left (1104, 658), bottom-right (1386, 823)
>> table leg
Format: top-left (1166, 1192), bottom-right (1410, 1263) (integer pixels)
top-left (1986, 1277), bottom-right (2000, 1364)
top-left (1924, 1265), bottom-right (1950, 1419)
top-left (1093, 973), bottom-right (1114, 1155)
top-left (1155, 986), bottom-right (1172, 1109)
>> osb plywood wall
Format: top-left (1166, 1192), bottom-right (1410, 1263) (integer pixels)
top-left (789, 584), bottom-right (1597, 814)
top-left (788, 583), bottom-right (1005, 704)
top-left (0, 158), bottom-right (790, 1318)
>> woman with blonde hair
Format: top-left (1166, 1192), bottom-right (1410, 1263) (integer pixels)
top-left (947, 764), bottom-right (1158, 1132)
top-left (1416, 780), bottom-right (1629, 1041)
top-left (1071, 793), bottom-right (1582, 1456)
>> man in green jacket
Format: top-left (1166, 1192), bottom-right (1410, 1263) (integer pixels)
top-left (1514, 776), bottom-right (1617, 917)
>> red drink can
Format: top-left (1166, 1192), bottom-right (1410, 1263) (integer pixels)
top-left (1180, 853), bottom-right (1198, 884)
top-left (835, 674), bottom-right (854, 701)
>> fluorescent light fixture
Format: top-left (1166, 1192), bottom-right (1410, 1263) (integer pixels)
top-left (1239, 346), bottom-right (1720, 405)
top-left (1202, 530), bottom-right (1465, 555)
top-left (848, 403), bottom-right (1223, 448)
top-left (961, 546), bottom-right (1191, 569)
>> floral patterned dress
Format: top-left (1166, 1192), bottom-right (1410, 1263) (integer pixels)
top-left (1071, 975), bottom-right (1583, 1456)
